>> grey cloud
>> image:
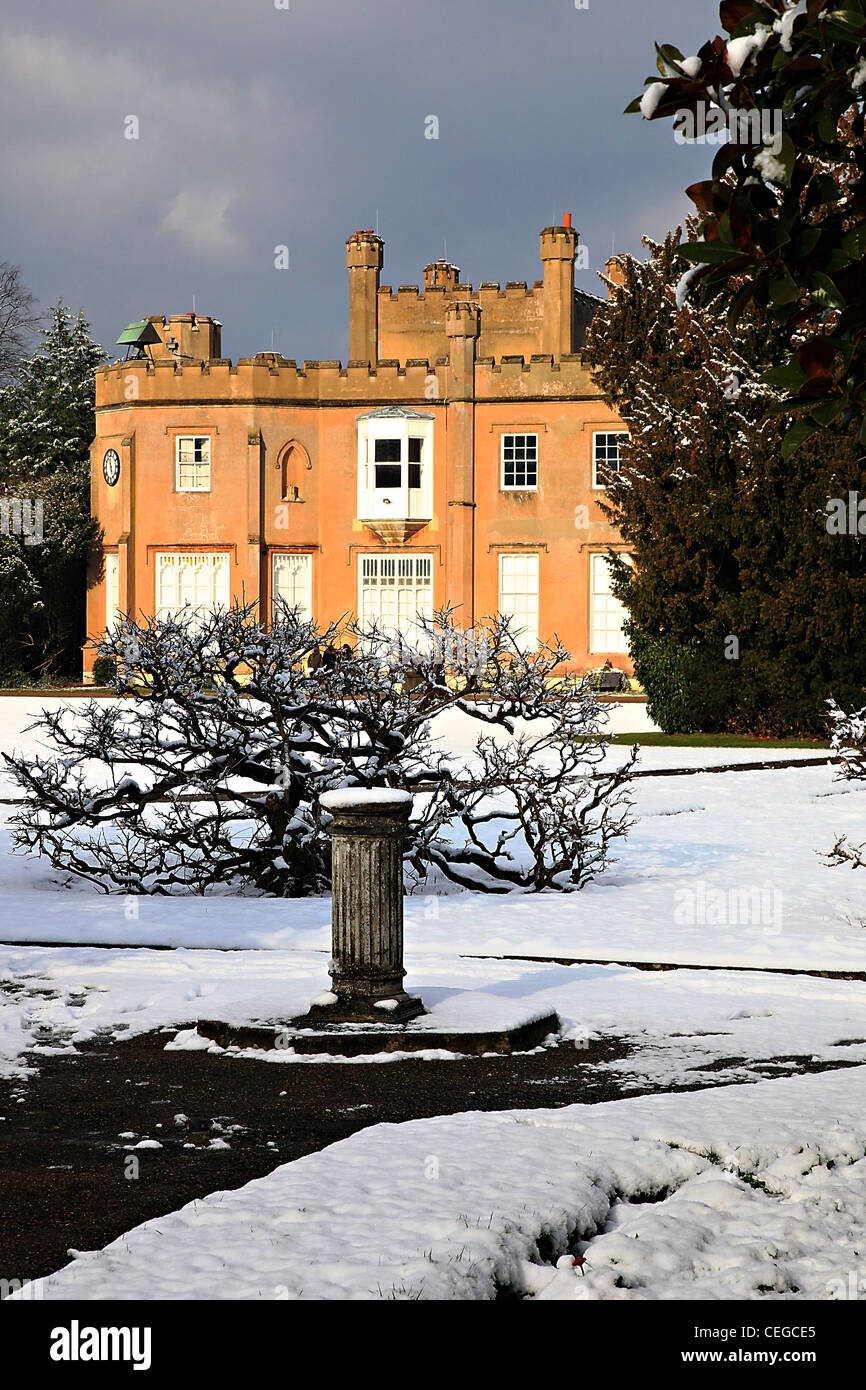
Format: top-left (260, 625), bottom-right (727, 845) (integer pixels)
top-left (0, 0), bottom-right (715, 362)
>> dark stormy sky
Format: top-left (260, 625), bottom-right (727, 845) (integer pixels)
top-left (0, 0), bottom-right (718, 364)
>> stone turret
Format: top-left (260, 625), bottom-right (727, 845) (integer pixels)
top-left (445, 299), bottom-right (481, 400)
top-left (540, 218), bottom-right (578, 357)
top-left (346, 229), bottom-right (384, 365)
top-left (423, 260), bottom-right (460, 291)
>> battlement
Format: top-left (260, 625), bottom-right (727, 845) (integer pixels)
top-left (477, 280), bottom-right (540, 298)
top-left (96, 343), bottom-right (597, 408)
top-left (102, 218), bottom-right (604, 408)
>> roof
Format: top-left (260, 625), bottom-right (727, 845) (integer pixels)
top-left (116, 320), bottom-right (162, 346)
top-left (356, 405), bottom-right (435, 420)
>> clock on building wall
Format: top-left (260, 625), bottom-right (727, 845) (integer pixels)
top-left (102, 449), bottom-right (121, 487)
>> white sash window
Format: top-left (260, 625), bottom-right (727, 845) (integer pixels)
top-left (498, 553), bottom-right (539, 651)
top-left (272, 552), bottom-right (312, 622)
top-left (156, 552), bottom-right (230, 627)
top-left (589, 552), bottom-right (631, 653)
top-left (176, 436), bottom-right (211, 492)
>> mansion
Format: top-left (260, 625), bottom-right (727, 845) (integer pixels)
top-left (85, 218), bottom-right (632, 680)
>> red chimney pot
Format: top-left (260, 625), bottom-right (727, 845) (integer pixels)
top-left (563, 213), bottom-right (572, 227)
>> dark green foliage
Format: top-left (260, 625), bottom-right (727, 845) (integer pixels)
top-left (626, 631), bottom-right (736, 735)
top-left (0, 304), bottom-right (105, 678)
top-left (585, 232), bottom-right (866, 736)
top-left (91, 656), bottom-right (117, 688)
top-left (628, 0), bottom-right (866, 450)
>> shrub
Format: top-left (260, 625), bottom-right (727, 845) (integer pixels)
top-left (3, 602), bottom-right (638, 898)
top-left (91, 656), bottom-right (117, 688)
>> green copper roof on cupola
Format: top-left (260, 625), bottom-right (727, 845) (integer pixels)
top-left (116, 320), bottom-right (162, 346)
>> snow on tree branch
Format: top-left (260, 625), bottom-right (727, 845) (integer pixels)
top-left (4, 602), bottom-right (636, 898)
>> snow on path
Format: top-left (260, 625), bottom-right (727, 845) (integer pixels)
top-left (13, 1067), bottom-right (866, 1301)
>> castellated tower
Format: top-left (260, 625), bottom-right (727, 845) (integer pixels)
top-left (86, 219), bottom-right (633, 686)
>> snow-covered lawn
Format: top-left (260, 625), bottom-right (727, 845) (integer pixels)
top-left (13, 1067), bottom-right (866, 1301)
top-left (1, 696), bottom-right (865, 1301)
top-left (1, 755), bottom-right (862, 972)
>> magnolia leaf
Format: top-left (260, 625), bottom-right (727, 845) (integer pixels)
top-left (762, 363), bottom-right (808, 388)
top-left (678, 241), bottom-right (742, 264)
top-left (781, 419), bottom-right (821, 458)
top-left (768, 269), bottom-right (800, 305)
top-left (841, 222), bottom-right (866, 258)
top-left (809, 272), bottom-right (846, 310)
top-left (808, 399), bottom-right (846, 427)
top-left (796, 338), bottom-right (838, 378)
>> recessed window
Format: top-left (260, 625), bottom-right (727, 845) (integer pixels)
top-left (176, 436), bottom-right (211, 492)
top-left (592, 431), bottom-right (627, 489)
top-left (359, 553), bottom-right (433, 644)
top-left (272, 552), bottom-right (312, 623)
top-left (156, 552), bottom-right (230, 630)
top-left (498, 553), bottom-right (539, 650)
top-left (501, 434), bottom-right (538, 491)
top-left (105, 552), bottom-right (119, 629)
top-left (589, 552), bottom-right (631, 653)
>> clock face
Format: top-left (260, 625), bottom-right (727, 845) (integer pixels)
top-left (103, 449), bottom-right (120, 487)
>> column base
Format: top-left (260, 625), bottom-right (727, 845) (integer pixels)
top-left (306, 991), bottom-right (427, 1026)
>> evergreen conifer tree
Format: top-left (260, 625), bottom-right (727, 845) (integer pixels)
top-left (0, 304), bottom-right (105, 679)
top-left (585, 232), bottom-right (866, 735)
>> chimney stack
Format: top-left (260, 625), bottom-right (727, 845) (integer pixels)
top-left (604, 255), bottom-right (627, 300)
top-left (423, 260), bottom-right (460, 291)
top-left (539, 217), bottom-right (578, 357)
top-left (346, 229), bottom-right (384, 364)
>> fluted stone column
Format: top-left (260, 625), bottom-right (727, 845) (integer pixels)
top-left (315, 789), bottom-right (425, 1023)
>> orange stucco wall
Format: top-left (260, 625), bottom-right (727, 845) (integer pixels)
top-left (85, 226), bottom-right (632, 680)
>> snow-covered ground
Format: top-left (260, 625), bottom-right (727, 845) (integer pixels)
top-left (3, 942), bottom-right (866, 1088)
top-left (1, 758), bottom-right (861, 971)
top-left (13, 1067), bottom-right (866, 1301)
top-left (1, 696), bottom-right (864, 1302)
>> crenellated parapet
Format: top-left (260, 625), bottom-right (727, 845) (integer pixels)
top-left (98, 216), bottom-right (606, 412)
top-left (95, 355), bottom-right (449, 410)
top-left (96, 341), bottom-right (599, 408)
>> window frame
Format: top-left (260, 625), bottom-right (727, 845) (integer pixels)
top-left (175, 435), bottom-right (212, 493)
top-left (271, 550), bottom-right (313, 624)
top-left (105, 551), bottom-right (120, 630)
top-left (500, 432), bottom-right (539, 492)
top-left (589, 551), bottom-right (632, 654)
top-left (357, 552), bottom-right (434, 646)
top-left (497, 551), bottom-right (540, 652)
top-left (592, 430), bottom-right (628, 491)
top-left (154, 550), bottom-right (231, 628)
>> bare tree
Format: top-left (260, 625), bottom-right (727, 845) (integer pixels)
top-left (825, 700), bottom-right (866, 872)
top-left (4, 602), bottom-right (637, 897)
top-left (0, 263), bottom-right (37, 383)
